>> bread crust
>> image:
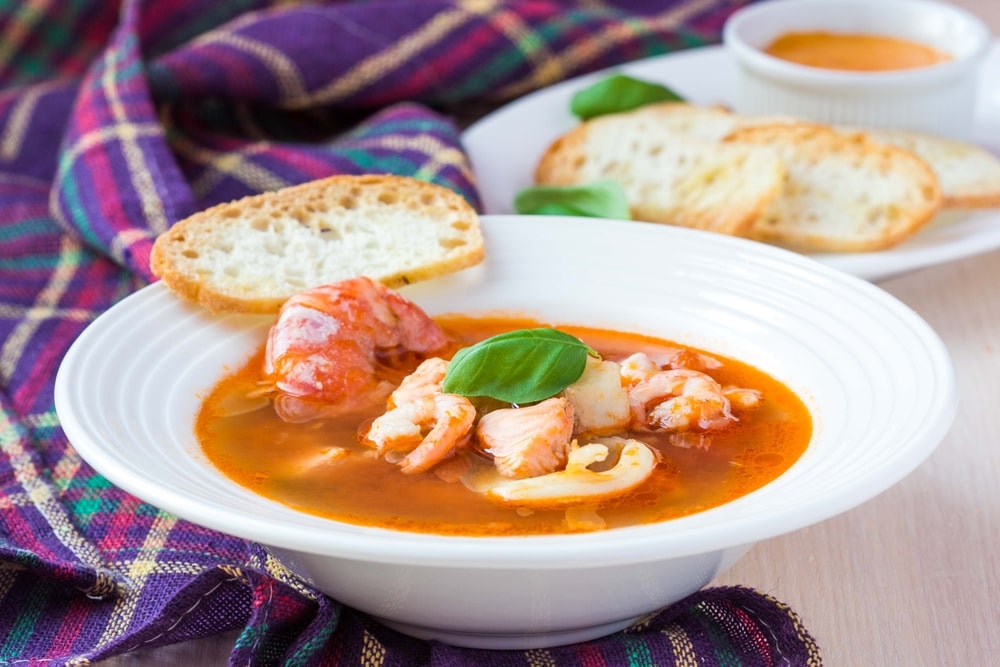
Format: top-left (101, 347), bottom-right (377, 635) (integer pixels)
top-left (725, 123), bottom-right (942, 252)
top-left (150, 174), bottom-right (484, 314)
top-left (856, 127), bottom-right (1000, 209)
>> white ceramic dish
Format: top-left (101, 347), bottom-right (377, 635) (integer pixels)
top-left (723, 0), bottom-right (991, 138)
top-left (54, 215), bottom-right (957, 649)
top-left (462, 43), bottom-right (1000, 282)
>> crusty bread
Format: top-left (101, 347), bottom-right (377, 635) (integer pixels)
top-left (150, 174), bottom-right (484, 314)
top-left (647, 105), bottom-right (1000, 210)
top-left (725, 123), bottom-right (942, 252)
top-left (637, 103), bottom-right (1000, 210)
top-left (534, 104), bottom-right (785, 236)
top-left (534, 100), bottom-right (1000, 252)
top-left (852, 128), bottom-right (1000, 208)
top-left (621, 102), bottom-right (745, 141)
top-left (620, 102), bottom-right (796, 141)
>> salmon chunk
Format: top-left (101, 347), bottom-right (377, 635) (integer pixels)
top-left (475, 397), bottom-right (575, 479)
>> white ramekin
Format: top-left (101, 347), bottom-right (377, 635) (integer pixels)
top-left (722, 0), bottom-right (991, 139)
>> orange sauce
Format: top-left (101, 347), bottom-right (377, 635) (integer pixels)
top-left (196, 316), bottom-right (812, 536)
top-left (764, 31), bottom-right (951, 72)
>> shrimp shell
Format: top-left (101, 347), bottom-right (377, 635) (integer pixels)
top-left (263, 277), bottom-right (447, 422)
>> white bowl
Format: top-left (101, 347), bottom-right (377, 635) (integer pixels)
top-left (722, 0), bottom-right (991, 139)
top-left (54, 215), bottom-right (957, 649)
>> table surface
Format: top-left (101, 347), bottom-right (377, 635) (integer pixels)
top-left (98, 1), bottom-right (1000, 664)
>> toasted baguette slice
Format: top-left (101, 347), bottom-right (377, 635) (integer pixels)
top-left (534, 105), bottom-right (785, 236)
top-left (725, 123), bottom-right (942, 252)
top-left (150, 174), bottom-right (484, 314)
top-left (623, 103), bottom-right (999, 210)
top-left (854, 128), bottom-right (1000, 208)
top-left (621, 101), bottom-right (796, 141)
top-left (621, 102), bottom-right (745, 141)
top-left (648, 103), bottom-right (1000, 209)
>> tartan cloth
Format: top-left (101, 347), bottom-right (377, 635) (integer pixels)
top-left (0, 1), bottom-right (826, 665)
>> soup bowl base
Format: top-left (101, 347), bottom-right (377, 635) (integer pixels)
top-left (378, 616), bottom-right (640, 650)
top-left (267, 543), bottom-right (753, 649)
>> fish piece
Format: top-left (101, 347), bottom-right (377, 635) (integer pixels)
top-left (483, 437), bottom-right (658, 509)
top-left (475, 397), bottom-right (575, 479)
top-left (562, 357), bottom-right (631, 436)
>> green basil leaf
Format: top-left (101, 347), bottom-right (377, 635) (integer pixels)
top-left (442, 328), bottom-right (599, 404)
top-left (528, 203), bottom-right (580, 216)
top-left (570, 73), bottom-right (684, 120)
top-left (514, 180), bottom-right (631, 220)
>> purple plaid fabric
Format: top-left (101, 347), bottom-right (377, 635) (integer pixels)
top-left (0, 1), bottom-right (824, 664)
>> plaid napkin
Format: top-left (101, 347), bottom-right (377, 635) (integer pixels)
top-left (0, 1), bottom-right (824, 665)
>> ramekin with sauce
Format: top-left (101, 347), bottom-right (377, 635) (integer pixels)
top-left (722, 0), bottom-right (991, 139)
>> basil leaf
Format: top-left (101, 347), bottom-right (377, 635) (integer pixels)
top-left (514, 180), bottom-right (631, 220)
top-left (442, 328), bottom-right (598, 404)
top-left (570, 73), bottom-right (684, 120)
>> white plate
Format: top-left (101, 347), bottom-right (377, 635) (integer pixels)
top-left (462, 43), bottom-right (1000, 282)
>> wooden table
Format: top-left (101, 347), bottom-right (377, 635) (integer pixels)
top-left (99, 1), bottom-right (1000, 663)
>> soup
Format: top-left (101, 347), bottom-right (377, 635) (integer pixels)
top-left (197, 314), bottom-right (812, 536)
top-left (764, 31), bottom-right (951, 72)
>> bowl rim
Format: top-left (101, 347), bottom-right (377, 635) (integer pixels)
top-left (722, 0), bottom-right (992, 91)
top-left (54, 215), bottom-right (960, 569)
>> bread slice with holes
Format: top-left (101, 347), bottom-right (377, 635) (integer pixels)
top-left (614, 101), bottom-right (797, 142)
top-left (150, 174), bottom-right (484, 314)
top-left (534, 104), bottom-right (785, 236)
top-left (620, 102), bottom-right (746, 141)
top-left (724, 123), bottom-right (942, 252)
top-left (658, 104), bottom-right (1000, 210)
top-left (850, 128), bottom-right (1000, 208)
top-left (633, 103), bottom-right (999, 211)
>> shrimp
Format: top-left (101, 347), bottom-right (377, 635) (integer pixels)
top-left (724, 387), bottom-right (763, 410)
top-left (262, 277), bottom-right (448, 422)
top-left (620, 352), bottom-right (660, 385)
top-left (475, 397), bottom-right (575, 479)
top-left (365, 393), bottom-right (476, 474)
top-left (620, 349), bottom-right (721, 381)
top-left (387, 357), bottom-right (449, 409)
top-left (628, 368), bottom-right (737, 432)
top-left (665, 348), bottom-right (723, 372)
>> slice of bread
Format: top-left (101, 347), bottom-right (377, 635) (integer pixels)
top-left (642, 104), bottom-right (1000, 210)
top-left (150, 174), bottom-right (484, 314)
top-left (534, 104), bottom-right (785, 236)
top-left (622, 102), bottom-right (745, 141)
top-left (854, 128), bottom-right (1000, 208)
top-left (620, 102), bottom-right (797, 141)
top-left (647, 105), bottom-right (1000, 210)
top-left (725, 123), bottom-right (942, 252)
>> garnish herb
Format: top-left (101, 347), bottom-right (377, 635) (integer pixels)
top-left (514, 180), bottom-right (630, 220)
top-left (442, 328), bottom-right (599, 404)
top-left (570, 73), bottom-right (684, 120)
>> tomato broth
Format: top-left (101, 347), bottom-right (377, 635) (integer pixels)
top-left (197, 316), bottom-right (812, 536)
